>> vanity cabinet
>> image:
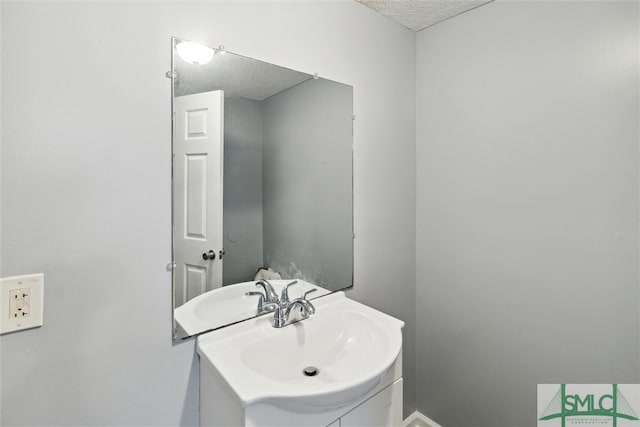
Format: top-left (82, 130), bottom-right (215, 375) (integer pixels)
top-left (339, 378), bottom-right (402, 427)
top-left (196, 292), bottom-right (405, 427)
top-left (199, 352), bottom-right (403, 427)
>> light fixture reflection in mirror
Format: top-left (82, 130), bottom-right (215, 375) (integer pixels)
top-left (176, 41), bottom-right (214, 65)
top-left (171, 37), bottom-right (354, 341)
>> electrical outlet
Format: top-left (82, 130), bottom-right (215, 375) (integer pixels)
top-left (9, 288), bottom-right (31, 318)
top-left (1, 274), bottom-right (43, 334)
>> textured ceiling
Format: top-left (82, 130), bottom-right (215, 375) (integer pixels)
top-left (175, 51), bottom-right (311, 100)
top-left (175, 0), bottom-right (496, 97)
top-left (355, 0), bottom-right (494, 31)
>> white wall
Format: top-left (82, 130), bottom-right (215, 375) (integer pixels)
top-left (262, 78), bottom-right (353, 288)
top-left (223, 97), bottom-right (265, 285)
top-left (0, 1), bottom-right (417, 425)
top-left (415, 1), bottom-right (639, 426)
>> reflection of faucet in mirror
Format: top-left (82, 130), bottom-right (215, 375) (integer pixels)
top-left (279, 280), bottom-right (298, 305)
top-left (255, 280), bottom-right (279, 303)
top-left (245, 279), bottom-right (280, 314)
top-left (245, 291), bottom-right (273, 314)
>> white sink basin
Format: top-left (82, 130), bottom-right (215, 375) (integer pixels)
top-left (175, 279), bottom-right (328, 336)
top-left (196, 292), bottom-right (404, 413)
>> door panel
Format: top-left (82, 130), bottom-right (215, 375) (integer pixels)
top-left (174, 90), bottom-right (224, 307)
top-left (185, 153), bottom-right (208, 239)
top-left (185, 264), bottom-right (207, 301)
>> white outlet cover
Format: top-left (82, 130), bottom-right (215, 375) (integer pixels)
top-left (0, 274), bottom-right (44, 334)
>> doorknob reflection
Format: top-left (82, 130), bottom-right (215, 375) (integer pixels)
top-left (202, 250), bottom-right (216, 260)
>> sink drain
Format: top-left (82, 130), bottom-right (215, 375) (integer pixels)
top-left (303, 366), bottom-right (319, 377)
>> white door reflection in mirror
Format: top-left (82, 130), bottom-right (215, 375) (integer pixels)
top-left (173, 90), bottom-right (224, 307)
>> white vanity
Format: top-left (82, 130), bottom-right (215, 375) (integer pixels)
top-left (196, 292), bottom-right (404, 427)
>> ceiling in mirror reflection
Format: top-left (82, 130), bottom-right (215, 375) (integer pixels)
top-left (174, 51), bottom-right (313, 100)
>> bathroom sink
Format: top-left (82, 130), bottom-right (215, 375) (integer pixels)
top-left (196, 292), bottom-right (404, 412)
top-left (175, 279), bottom-right (327, 336)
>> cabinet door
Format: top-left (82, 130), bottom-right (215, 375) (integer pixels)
top-left (340, 378), bottom-right (403, 427)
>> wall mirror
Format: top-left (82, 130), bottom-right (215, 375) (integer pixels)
top-left (171, 38), bottom-right (354, 340)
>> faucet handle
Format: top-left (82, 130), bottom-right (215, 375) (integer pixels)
top-left (280, 280), bottom-right (299, 305)
top-left (246, 291), bottom-right (274, 313)
top-left (245, 291), bottom-right (264, 299)
top-left (255, 280), bottom-right (278, 303)
top-left (291, 289), bottom-right (317, 315)
top-left (302, 288), bottom-right (317, 300)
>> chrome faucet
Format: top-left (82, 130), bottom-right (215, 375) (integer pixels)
top-left (246, 280), bottom-right (280, 314)
top-left (245, 291), bottom-right (274, 313)
top-left (247, 280), bottom-right (318, 326)
top-left (267, 289), bottom-right (317, 328)
top-left (255, 280), bottom-right (279, 303)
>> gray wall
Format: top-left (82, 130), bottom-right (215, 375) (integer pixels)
top-left (262, 78), bottom-right (353, 289)
top-left (0, 1), bottom-right (417, 424)
top-left (223, 97), bottom-right (265, 285)
top-left (415, 1), bottom-right (640, 426)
